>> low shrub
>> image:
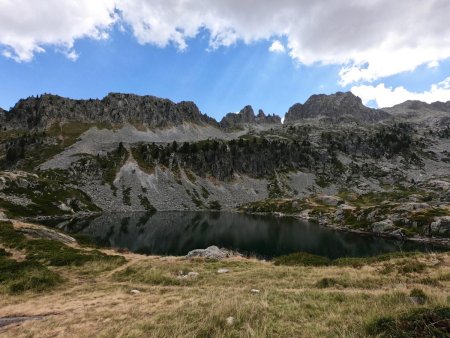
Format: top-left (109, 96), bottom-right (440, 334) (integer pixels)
top-left (315, 277), bottom-right (340, 288)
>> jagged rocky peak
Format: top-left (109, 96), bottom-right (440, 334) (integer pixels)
top-left (4, 92), bottom-right (218, 130)
top-left (220, 105), bottom-right (281, 129)
top-left (285, 91), bottom-right (390, 123)
top-left (256, 109), bottom-right (282, 124)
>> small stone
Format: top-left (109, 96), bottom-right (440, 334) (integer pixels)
top-left (217, 268), bottom-right (230, 274)
top-left (130, 289), bottom-right (141, 294)
top-left (226, 316), bottom-right (235, 325)
top-left (250, 289), bottom-right (260, 293)
top-left (408, 296), bottom-right (426, 305)
top-left (177, 271), bottom-right (199, 279)
top-left (186, 272), bottom-right (199, 278)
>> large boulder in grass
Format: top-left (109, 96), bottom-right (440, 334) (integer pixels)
top-left (186, 246), bottom-right (235, 260)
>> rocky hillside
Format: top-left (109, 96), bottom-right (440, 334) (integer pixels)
top-left (385, 100), bottom-right (450, 127)
top-left (285, 92), bottom-right (390, 123)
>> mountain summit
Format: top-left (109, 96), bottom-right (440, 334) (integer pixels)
top-left (285, 92), bottom-right (390, 123)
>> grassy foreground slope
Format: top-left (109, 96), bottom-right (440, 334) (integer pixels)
top-left (0, 221), bottom-right (449, 337)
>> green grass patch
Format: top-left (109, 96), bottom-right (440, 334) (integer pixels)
top-left (274, 251), bottom-right (422, 267)
top-left (113, 266), bottom-right (184, 286)
top-left (273, 252), bottom-right (331, 266)
top-left (0, 255), bottom-right (63, 294)
top-left (366, 306), bottom-right (450, 338)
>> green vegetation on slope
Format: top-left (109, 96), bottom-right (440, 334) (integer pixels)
top-left (0, 221), bottom-right (125, 294)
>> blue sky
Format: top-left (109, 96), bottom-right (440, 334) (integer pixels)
top-left (0, 29), bottom-right (343, 119)
top-left (1, 1), bottom-right (449, 119)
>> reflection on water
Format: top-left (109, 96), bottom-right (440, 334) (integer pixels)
top-left (53, 212), bottom-right (445, 259)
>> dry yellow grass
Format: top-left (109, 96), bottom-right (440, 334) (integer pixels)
top-left (0, 247), bottom-right (449, 337)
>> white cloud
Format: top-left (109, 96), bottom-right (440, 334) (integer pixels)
top-left (1, 0), bottom-right (450, 85)
top-left (269, 40), bottom-right (286, 53)
top-left (351, 77), bottom-right (450, 108)
top-left (0, 0), bottom-right (117, 62)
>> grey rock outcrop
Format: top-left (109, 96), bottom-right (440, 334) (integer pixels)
top-left (185, 246), bottom-right (235, 259)
top-left (370, 220), bottom-right (396, 233)
top-left (285, 92), bottom-right (390, 123)
top-left (220, 105), bottom-right (281, 129)
top-left (430, 216), bottom-right (450, 236)
top-left (3, 93), bottom-right (218, 130)
top-left (14, 222), bottom-right (76, 245)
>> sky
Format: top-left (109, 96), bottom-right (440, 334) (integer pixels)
top-left (1, 0), bottom-right (450, 120)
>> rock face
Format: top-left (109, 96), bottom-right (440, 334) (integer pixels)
top-left (3, 93), bottom-right (218, 130)
top-left (220, 105), bottom-right (281, 129)
top-left (285, 92), bottom-right (389, 123)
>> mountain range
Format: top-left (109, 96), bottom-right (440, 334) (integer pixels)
top-left (0, 91), bottom-right (449, 241)
top-left (4, 91), bottom-right (448, 132)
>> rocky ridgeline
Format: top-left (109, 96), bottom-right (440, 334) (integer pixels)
top-left (392, 100), bottom-right (450, 113)
top-left (1, 93), bottom-right (218, 130)
top-left (285, 92), bottom-right (390, 123)
top-left (220, 105), bottom-right (281, 129)
top-left (2, 91), bottom-right (449, 132)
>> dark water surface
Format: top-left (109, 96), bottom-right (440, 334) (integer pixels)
top-left (51, 212), bottom-right (446, 259)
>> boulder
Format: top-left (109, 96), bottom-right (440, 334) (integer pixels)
top-left (428, 180), bottom-right (450, 192)
top-left (430, 216), bottom-right (450, 235)
top-left (316, 195), bottom-right (343, 206)
top-left (186, 246), bottom-right (234, 260)
top-left (370, 220), bottom-right (396, 233)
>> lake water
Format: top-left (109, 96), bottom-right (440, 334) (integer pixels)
top-left (52, 212), bottom-right (446, 259)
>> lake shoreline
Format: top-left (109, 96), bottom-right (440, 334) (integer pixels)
top-left (22, 210), bottom-right (450, 260)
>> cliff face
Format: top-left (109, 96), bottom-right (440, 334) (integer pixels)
top-left (285, 92), bottom-right (390, 123)
top-left (220, 105), bottom-right (281, 129)
top-left (3, 93), bottom-right (218, 130)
